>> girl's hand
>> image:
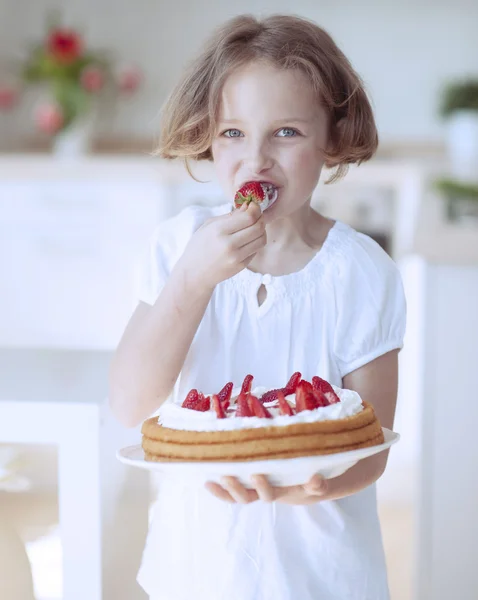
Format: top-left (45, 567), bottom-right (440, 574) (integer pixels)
top-left (205, 474), bottom-right (328, 505)
top-left (177, 202), bottom-right (266, 291)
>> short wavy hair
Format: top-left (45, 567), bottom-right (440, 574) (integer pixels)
top-left (155, 14), bottom-right (378, 183)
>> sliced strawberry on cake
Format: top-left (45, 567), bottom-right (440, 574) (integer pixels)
top-left (312, 376), bottom-right (340, 404)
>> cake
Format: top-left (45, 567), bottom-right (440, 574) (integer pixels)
top-left (141, 373), bottom-right (384, 462)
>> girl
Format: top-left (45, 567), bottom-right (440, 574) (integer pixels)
top-left (110, 13), bottom-right (406, 600)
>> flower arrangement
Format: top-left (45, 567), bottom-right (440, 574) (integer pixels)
top-left (0, 13), bottom-right (142, 139)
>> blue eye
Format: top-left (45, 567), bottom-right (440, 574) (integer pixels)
top-left (223, 129), bottom-right (243, 138)
top-left (277, 128), bottom-right (298, 137)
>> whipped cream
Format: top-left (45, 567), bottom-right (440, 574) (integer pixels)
top-left (158, 385), bottom-right (364, 432)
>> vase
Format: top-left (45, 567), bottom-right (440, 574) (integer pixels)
top-left (446, 110), bottom-right (478, 181)
top-left (53, 117), bottom-right (93, 157)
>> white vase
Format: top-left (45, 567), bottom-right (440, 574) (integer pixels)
top-left (446, 110), bottom-right (478, 181)
top-left (53, 117), bottom-right (93, 157)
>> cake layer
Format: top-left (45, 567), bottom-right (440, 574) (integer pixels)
top-left (143, 432), bottom-right (385, 462)
top-left (142, 405), bottom-right (383, 462)
top-left (143, 401), bottom-right (376, 444)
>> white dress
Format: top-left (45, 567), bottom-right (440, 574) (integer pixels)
top-left (136, 203), bottom-right (407, 600)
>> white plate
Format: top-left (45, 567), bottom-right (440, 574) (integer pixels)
top-left (117, 427), bottom-right (399, 488)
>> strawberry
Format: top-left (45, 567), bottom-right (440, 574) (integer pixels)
top-left (277, 390), bottom-right (294, 416)
top-left (218, 382), bottom-right (233, 405)
top-left (181, 389), bottom-right (199, 409)
top-left (248, 394), bottom-right (272, 418)
top-left (236, 392), bottom-right (253, 417)
top-left (295, 381), bottom-right (319, 412)
top-left (241, 374), bottom-right (254, 394)
top-left (312, 389), bottom-right (329, 407)
top-left (234, 182), bottom-right (266, 209)
top-left (284, 371), bottom-right (302, 394)
top-left (260, 388), bottom-right (283, 403)
top-left (196, 393), bottom-right (211, 412)
top-left (312, 376), bottom-right (340, 404)
top-left (212, 394), bottom-right (226, 419)
top-left (296, 390), bottom-right (319, 413)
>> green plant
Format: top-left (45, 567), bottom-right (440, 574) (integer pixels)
top-left (434, 178), bottom-right (478, 201)
top-left (439, 79), bottom-right (478, 118)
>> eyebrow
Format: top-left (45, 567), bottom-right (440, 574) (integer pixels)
top-left (219, 117), bottom-right (312, 124)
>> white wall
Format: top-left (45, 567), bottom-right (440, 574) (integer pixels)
top-left (1, 0), bottom-right (478, 144)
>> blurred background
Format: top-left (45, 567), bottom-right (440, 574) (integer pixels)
top-left (1, 1), bottom-right (477, 599)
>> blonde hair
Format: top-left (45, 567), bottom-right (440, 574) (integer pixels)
top-left (155, 14), bottom-right (378, 183)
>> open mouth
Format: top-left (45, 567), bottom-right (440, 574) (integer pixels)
top-left (260, 183), bottom-right (279, 210)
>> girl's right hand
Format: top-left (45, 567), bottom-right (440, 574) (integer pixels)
top-left (177, 202), bottom-right (266, 291)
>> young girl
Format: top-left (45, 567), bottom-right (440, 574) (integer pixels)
top-left (110, 13), bottom-right (406, 600)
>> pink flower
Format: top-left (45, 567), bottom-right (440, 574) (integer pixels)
top-left (0, 85), bottom-right (19, 111)
top-left (117, 65), bottom-right (142, 94)
top-left (35, 103), bottom-right (64, 134)
top-left (80, 66), bottom-right (105, 93)
top-left (47, 29), bottom-right (83, 64)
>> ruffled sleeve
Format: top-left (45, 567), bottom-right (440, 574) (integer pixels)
top-left (333, 231), bottom-right (407, 377)
top-left (136, 204), bottom-right (224, 306)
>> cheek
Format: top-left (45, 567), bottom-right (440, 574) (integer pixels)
top-left (286, 145), bottom-right (324, 184)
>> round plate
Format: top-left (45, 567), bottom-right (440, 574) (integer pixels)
top-left (117, 427), bottom-right (399, 488)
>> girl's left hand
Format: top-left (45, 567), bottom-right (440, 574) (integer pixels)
top-left (205, 474), bottom-right (328, 505)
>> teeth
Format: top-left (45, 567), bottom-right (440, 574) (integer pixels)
top-left (259, 183), bottom-right (278, 211)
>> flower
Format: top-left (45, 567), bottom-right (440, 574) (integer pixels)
top-left (80, 66), bottom-right (105, 93)
top-left (35, 103), bottom-right (64, 134)
top-left (0, 85), bottom-right (19, 111)
top-left (117, 65), bottom-right (142, 94)
top-left (47, 28), bottom-right (83, 63)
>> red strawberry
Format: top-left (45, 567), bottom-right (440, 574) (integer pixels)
top-left (196, 393), bottom-right (211, 412)
top-left (182, 389), bottom-right (199, 409)
top-left (234, 182), bottom-right (266, 209)
top-left (248, 395), bottom-right (272, 418)
top-left (295, 381), bottom-right (318, 412)
top-left (312, 376), bottom-right (340, 404)
top-left (296, 390), bottom-right (319, 412)
top-left (284, 371), bottom-right (302, 394)
top-left (277, 391), bottom-right (294, 416)
top-left (218, 382), bottom-right (233, 405)
top-left (312, 389), bottom-right (329, 407)
top-left (236, 392), bottom-right (253, 417)
top-left (212, 394), bottom-right (226, 419)
top-left (260, 388), bottom-right (282, 403)
top-left (241, 374), bottom-right (254, 394)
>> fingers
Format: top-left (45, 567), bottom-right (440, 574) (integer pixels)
top-left (230, 214), bottom-right (266, 249)
top-left (221, 202), bottom-right (263, 235)
top-left (251, 474), bottom-right (276, 503)
top-left (303, 474), bottom-right (328, 497)
top-left (237, 233), bottom-right (267, 263)
top-left (205, 481), bottom-right (235, 503)
top-left (206, 477), bottom-right (259, 504)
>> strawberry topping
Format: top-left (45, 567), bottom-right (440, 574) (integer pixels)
top-left (196, 393), bottom-right (211, 412)
top-left (236, 392), bottom-right (253, 417)
top-left (248, 394), bottom-right (272, 418)
top-left (241, 374), bottom-right (254, 394)
top-left (284, 371), bottom-right (302, 393)
top-left (181, 389), bottom-right (199, 409)
top-left (312, 376), bottom-right (340, 404)
top-left (277, 390), bottom-right (294, 416)
top-left (212, 394), bottom-right (226, 419)
top-left (218, 381), bottom-right (233, 404)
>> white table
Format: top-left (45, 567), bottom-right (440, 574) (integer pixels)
top-left (0, 349), bottom-right (150, 600)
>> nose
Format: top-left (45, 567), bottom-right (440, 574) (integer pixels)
top-left (243, 138), bottom-right (274, 173)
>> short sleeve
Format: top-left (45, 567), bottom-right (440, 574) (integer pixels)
top-left (333, 232), bottom-right (407, 377)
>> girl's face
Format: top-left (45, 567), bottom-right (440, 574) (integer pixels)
top-left (211, 61), bottom-right (330, 222)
